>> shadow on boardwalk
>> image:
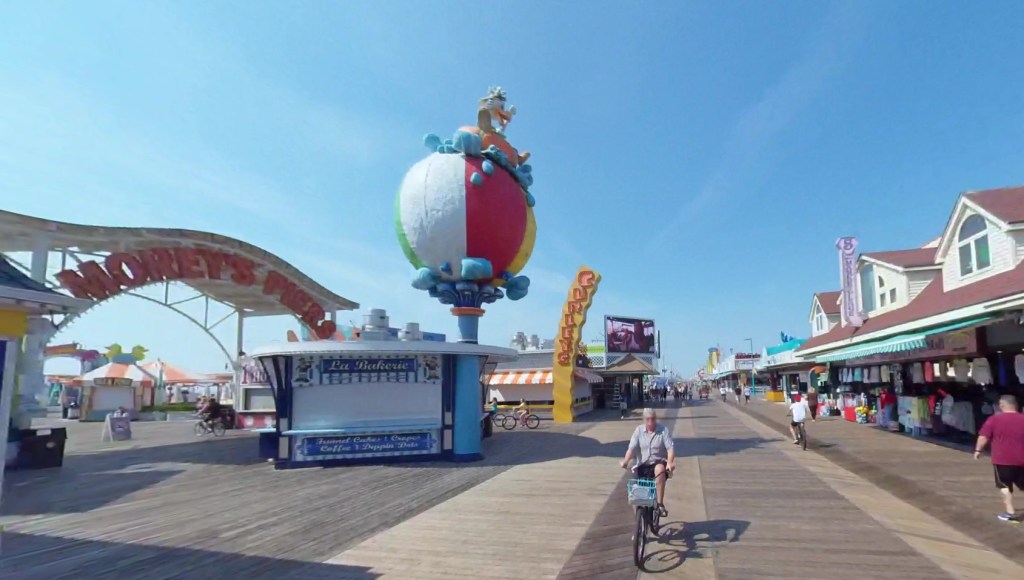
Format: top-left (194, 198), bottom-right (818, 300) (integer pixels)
top-left (4, 405), bottom-right (765, 519)
top-left (641, 519), bottom-right (751, 574)
top-left (0, 530), bottom-right (379, 580)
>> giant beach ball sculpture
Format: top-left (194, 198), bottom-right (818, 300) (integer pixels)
top-left (395, 87), bottom-right (536, 342)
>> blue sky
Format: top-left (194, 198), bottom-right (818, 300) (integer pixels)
top-left (3, 1), bottom-right (1023, 376)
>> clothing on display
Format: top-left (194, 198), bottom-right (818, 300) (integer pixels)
top-left (880, 365), bottom-right (890, 383)
top-left (910, 363), bottom-right (924, 384)
top-left (869, 366), bottom-right (881, 383)
top-left (1015, 354), bottom-right (1024, 383)
top-left (924, 361), bottom-right (934, 382)
top-left (853, 368), bottom-right (863, 382)
top-left (953, 359), bottom-right (970, 382)
top-left (972, 357), bottom-right (993, 385)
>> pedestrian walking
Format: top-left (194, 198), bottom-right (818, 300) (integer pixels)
top-left (743, 385), bottom-right (751, 404)
top-left (974, 395), bottom-right (1024, 522)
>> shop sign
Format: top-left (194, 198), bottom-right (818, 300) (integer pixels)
top-left (320, 357), bottom-right (417, 375)
top-left (55, 246), bottom-right (337, 339)
top-left (301, 432), bottom-right (436, 457)
top-left (292, 354), bottom-right (442, 386)
top-left (552, 266), bottom-right (601, 424)
top-left (836, 237), bottom-right (864, 327)
top-left (555, 267), bottom-right (601, 368)
top-left (102, 414), bottom-right (133, 441)
top-left (240, 358), bottom-right (269, 386)
top-left (94, 377), bottom-right (133, 387)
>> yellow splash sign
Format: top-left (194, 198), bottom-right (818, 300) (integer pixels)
top-left (552, 266), bottom-right (600, 423)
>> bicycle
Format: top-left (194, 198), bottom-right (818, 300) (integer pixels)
top-left (490, 410), bottom-right (506, 425)
top-left (626, 467), bottom-right (670, 569)
top-left (194, 416), bottom-right (226, 437)
top-left (794, 421), bottom-right (807, 451)
top-left (502, 412), bottom-right (540, 430)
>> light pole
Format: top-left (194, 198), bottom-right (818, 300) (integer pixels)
top-left (745, 338), bottom-right (754, 392)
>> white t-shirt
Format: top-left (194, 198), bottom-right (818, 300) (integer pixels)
top-left (790, 401), bottom-right (809, 423)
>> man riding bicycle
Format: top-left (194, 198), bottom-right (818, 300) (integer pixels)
top-left (620, 408), bottom-right (676, 517)
top-left (199, 396), bottom-right (223, 430)
top-left (788, 394), bottom-right (811, 444)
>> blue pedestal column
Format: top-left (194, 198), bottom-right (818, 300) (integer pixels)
top-left (452, 354), bottom-right (483, 461)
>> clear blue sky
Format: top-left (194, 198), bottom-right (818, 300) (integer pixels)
top-left (3, 1), bottom-right (1023, 375)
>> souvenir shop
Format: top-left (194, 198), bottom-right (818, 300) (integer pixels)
top-left (815, 317), bottom-right (1024, 444)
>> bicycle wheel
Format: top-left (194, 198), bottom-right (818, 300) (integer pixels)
top-left (633, 507), bottom-right (647, 568)
top-left (650, 505), bottom-right (661, 536)
top-left (492, 413), bottom-right (505, 425)
top-left (800, 424), bottom-right (807, 451)
top-left (525, 414), bottom-right (540, 429)
top-left (501, 415), bottom-right (517, 430)
top-left (212, 419), bottom-right (226, 437)
top-left (194, 422), bottom-right (206, 436)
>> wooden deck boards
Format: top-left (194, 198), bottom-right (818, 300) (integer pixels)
top-left (1, 417), bottom-right (595, 579)
top-left (4, 402), bottom-right (1023, 579)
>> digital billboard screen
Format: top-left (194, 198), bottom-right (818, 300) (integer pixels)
top-left (604, 316), bottom-right (656, 354)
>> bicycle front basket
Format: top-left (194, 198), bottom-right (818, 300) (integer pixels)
top-left (627, 478), bottom-right (657, 506)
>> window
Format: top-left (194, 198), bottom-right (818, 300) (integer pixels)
top-left (958, 214), bottom-right (991, 276)
top-left (859, 264), bottom-right (876, 312)
top-left (889, 288), bottom-right (896, 303)
top-left (244, 387), bottom-right (276, 411)
top-left (879, 292), bottom-right (887, 307)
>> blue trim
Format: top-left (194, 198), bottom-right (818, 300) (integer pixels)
top-left (283, 423), bottom-right (441, 435)
top-left (273, 453), bottom-right (443, 469)
top-left (452, 354), bottom-right (483, 457)
top-left (452, 452), bottom-right (483, 462)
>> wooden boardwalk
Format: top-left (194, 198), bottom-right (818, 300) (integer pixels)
top-left (4, 403), bottom-right (1023, 579)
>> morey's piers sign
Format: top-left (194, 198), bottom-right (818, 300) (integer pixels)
top-left (55, 246), bottom-right (337, 339)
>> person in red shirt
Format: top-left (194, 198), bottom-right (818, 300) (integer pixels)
top-left (975, 395), bottom-right (1024, 522)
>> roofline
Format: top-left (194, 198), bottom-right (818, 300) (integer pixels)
top-left (935, 196), bottom-right (1010, 262)
top-left (796, 293), bottom-right (1024, 357)
top-left (0, 286), bottom-right (92, 313)
top-left (860, 254), bottom-right (940, 272)
top-left (0, 210), bottom-right (359, 312)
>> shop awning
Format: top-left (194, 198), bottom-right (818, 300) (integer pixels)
top-left (488, 368), bottom-right (604, 386)
top-left (575, 368), bottom-right (604, 384)
top-left (488, 370), bottom-right (552, 385)
top-left (814, 316), bottom-right (992, 363)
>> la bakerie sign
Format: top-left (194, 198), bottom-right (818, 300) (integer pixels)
top-left (55, 247), bottom-right (337, 339)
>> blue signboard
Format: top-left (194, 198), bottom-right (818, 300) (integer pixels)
top-left (320, 357), bottom-right (417, 375)
top-left (301, 432), bottom-right (436, 457)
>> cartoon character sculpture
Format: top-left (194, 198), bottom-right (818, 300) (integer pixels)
top-left (396, 88), bottom-right (536, 341)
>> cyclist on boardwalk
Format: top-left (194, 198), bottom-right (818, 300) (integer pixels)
top-left (514, 398), bottom-right (529, 426)
top-left (788, 394), bottom-right (811, 444)
top-left (620, 408), bottom-right (676, 517)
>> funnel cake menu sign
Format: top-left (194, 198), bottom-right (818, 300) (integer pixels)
top-left (56, 246), bottom-right (337, 339)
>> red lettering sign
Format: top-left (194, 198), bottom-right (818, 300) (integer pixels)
top-left (56, 246), bottom-right (337, 339)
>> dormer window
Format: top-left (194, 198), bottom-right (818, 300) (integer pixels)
top-left (813, 304), bottom-right (827, 333)
top-left (957, 214), bottom-right (991, 276)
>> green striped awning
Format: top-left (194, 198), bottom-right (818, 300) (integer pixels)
top-left (815, 317), bottom-right (992, 363)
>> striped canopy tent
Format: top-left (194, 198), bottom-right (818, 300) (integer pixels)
top-left (140, 361), bottom-right (211, 385)
top-left (488, 368), bottom-right (603, 386)
top-left (73, 362), bottom-right (156, 387)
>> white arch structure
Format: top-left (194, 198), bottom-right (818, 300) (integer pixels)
top-left (0, 210), bottom-right (359, 407)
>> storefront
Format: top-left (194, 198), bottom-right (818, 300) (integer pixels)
top-left (596, 353), bottom-right (658, 410)
top-left (251, 340), bottom-right (516, 468)
top-left (71, 362), bottom-right (156, 421)
top-left (234, 355), bottom-right (277, 429)
top-left (812, 317), bottom-right (1005, 440)
top-left (486, 350), bottom-right (603, 418)
top-left (710, 353), bottom-right (760, 395)
top-left (760, 339), bottom-right (809, 402)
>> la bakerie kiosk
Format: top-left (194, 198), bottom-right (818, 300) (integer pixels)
top-left (252, 310), bottom-right (516, 467)
top-left (252, 87), bottom-right (538, 468)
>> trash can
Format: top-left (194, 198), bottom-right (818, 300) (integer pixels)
top-left (258, 431), bottom-right (278, 459)
top-left (483, 413), bottom-right (494, 438)
top-left (15, 427), bottom-right (67, 469)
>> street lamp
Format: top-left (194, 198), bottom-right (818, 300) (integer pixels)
top-left (745, 338), bottom-right (754, 392)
